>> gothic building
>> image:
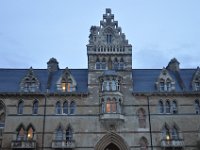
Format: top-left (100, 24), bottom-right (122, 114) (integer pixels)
top-left (0, 8), bottom-right (200, 150)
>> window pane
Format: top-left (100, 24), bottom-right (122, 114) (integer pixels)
top-left (70, 102), bottom-right (76, 114)
top-left (63, 102), bottom-right (68, 114)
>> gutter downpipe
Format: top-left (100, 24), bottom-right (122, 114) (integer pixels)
top-left (41, 93), bottom-right (47, 150)
top-left (147, 95), bottom-right (153, 150)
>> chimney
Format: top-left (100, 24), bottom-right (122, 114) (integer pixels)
top-left (47, 58), bottom-right (59, 72)
top-left (166, 58), bottom-right (180, 72)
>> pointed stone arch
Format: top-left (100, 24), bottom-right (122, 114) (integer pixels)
top-left (94, 132), bottom-right (130, 150)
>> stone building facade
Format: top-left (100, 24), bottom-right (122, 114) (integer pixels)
top-left (0, 8), bottom-right (200, 150)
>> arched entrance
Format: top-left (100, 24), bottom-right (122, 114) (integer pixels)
top-left (94, 132), bottom-right (130, 150)
top-left (105, 143), bottom-right (120, 150)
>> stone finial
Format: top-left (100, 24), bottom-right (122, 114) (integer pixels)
top-left (47, 57), bottom-right (59, 72)
top-left (166, 58), bottom-right (180, 72)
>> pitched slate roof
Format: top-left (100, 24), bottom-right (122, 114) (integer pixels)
top-left (0, 68), bottom-right (197, 94)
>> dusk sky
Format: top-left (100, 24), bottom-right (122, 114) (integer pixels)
top-left (0, 0), bottom-right (200, 69)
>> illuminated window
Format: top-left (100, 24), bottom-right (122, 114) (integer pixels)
top-left (27, 126), bottom-right (34, 140)
top-left (162, 125), bottom-right (170, 140)
top-left (66, 126), bottom-right (73, 142)
top-left (32, 100), bottom-right (38, 114)
top-left (61, 81), bottom-right (66, 92)
top-left (18, 101), bottom-right (24, 114)
top-left (106, 98), bottom-right (116, 113)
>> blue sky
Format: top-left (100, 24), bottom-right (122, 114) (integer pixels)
top-left (0, 0), bottom-right (200, 69)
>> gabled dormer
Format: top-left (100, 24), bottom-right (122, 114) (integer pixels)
top-left (191, 67), bottom-right (200, 91)
top-left (155, 67), bottom-right (175, 92)
top-left (56, 68), bottom-right (77, 92)
top-left (20, 67), bottom-right (40, 93)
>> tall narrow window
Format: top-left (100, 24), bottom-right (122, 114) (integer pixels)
top-left (66, 126), bottom-right (73, 143)
top-left (166, 79), bottom-right (171, 91)
top-left (106, 98), bottom-right (117, 113)
top-left (106, 34), bottom-right (112, 43)
top-left (32, 100), bottom-right (39, 114)
top-left (27, 126), bottom-right (34, 140)
top-left (171, 126), bottom-right (179, 140)
top-left (119, 58), bottom-right (124, 70)
top-left (70, 101), bottom-right (76, 114)
top-left (101, 58), bottom-right (106, 70)
top-left (165, 100), bottom-right (171, 113)
top-left (162, 125), bottom-right (170, 140)
top-left (158, 100), bottom-right (164, 113)
top-left (95, 58), bottom-right (101, 70)
top-left (195, 99), bottom-right (200, 114)
top-left (17, 126), bottom-right (25, 141)
top-left (139, 137), bottom-right (148, 150)
top-left (56, 102), bottom-right (62, 114)
top-left (56, 126), bottom-right (63, 140)
top-left (18, 101), bottom-right (24, 114)
top-left (160, 80), bottom-right (165, 91)
top-left (67, 79), bottom-right (73, 92)
top-left (172, 100), bottom-right (178, 114)
top-left (61, 80), bottom-right (67, 92)
top-left (63, 101), bottom-right (68, 114)
top-left (138, 108), bottom-right (146, 128)
top-left (113, 58), bottom-right (119, 70)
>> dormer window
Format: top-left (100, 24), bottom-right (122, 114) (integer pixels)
top-left (156, 68), bottom-right (175, 92)
top-left (57, 68), bottom-right (77, 92)
top-left (195, 82), bottom-right (200, 91)
top-left (20, 67), bottom-right (40, 93)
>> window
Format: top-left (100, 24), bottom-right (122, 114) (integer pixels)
top-left (138, 108), bottom-right (146, 128)
top-left (113, 58), bottom-right (119, 70)
top-left (17, 126), bottom-right (25, 141)
top-left (106, 98), bottom-right (117, 113)
top-left (95, 59), bottom-right (101, 70)
top-left (162, 125), bottom-right (170, 140)
top-left (66, 126), bottom-right (73, 142)
top-left (106, 34), bottom-right (112, 43)
top-left (165, 100), bottom-right (171, 113)
top-left (172, 100), bottom-right (178, 114)
top-left (171, 126), bottom-right (179, 140)
top-left (102, 80), bottom-right (120, 92)
top-left (70, 101), bottom-right (76, 114)
top-left (101, 58), bottom-right (106, 70)
top-left (61, 81), bottom-right (67, 92)
top-left (195, 99), bottom-right (200, 114)
top-left (119, 58), bottom-right (124, 70)
top-left (56, 102), bottom-right (62, 114)
top-left (158, 100), bottom-right (164, 113)
top-left (56, 126), bottom-right (63, 141)
top-left (160, 80), bottom-right (165, 91)
top-left (166, 79), bottom-right (171, 91)
top-left (32, 100), bottom-right (38, 114)
top-left (63, 101), bottom-right (68, 114)
top-left (139, 137), bottom-right (148, 150)
top-left (27, 126), bottom-right (34, 140)
top-left (195, 82), bottom-right (200, 91)
top-left (18, 101), bottom-right (24, 114)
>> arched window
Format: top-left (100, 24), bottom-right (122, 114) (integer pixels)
top-left (27, 125), bottom-right (34, 140)
top-left (32, 100), bottom-right (39, 114)
top-left (195, 99), bottom-right (200, 114)
top-left (17, 125), bottom-right (25, 141)
top-left (138, 108), bottom-right (146, 128)
top-left (56, 102), bottom-right (62, 114)
top-left (162, 124), bottom-right (170, 140)
top-left (139, 137), bottom-right (148, 150)
top-left (56, 126), bottom-right (63, 141)
top-left (171, 126), bottom-right (179, 140)
top-left (70, 101), bottom-right (76, 114)
top-left (18, 101), bottom-right (24, 114)
top-left (113, 58), bottom-right (119, 70)
top-left (158, 100), bottom-right (164, 113)
top-left (63, 101), bottom-right (68, 114)
top-left (119, 58), bottom-right (124, 70)
top-left (66, 126), bottom-right (73, 142)
top-left (101, 58), bottom-right (106, 70)
top-left (165, 100), bottom-right (171, 113)
top-left (95, 58), bottom-right (101, 70)
top-left (172, 100), bottom-right (178, 114)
